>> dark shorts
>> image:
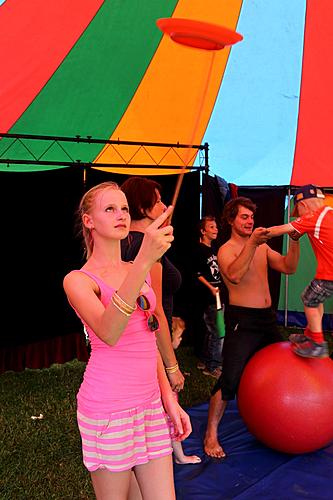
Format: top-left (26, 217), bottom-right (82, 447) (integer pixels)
top-left (301, 279), bottom-right (333, 307)
top-left (212, 305), bottom-right (283, 400)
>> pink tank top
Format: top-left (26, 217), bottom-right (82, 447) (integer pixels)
top-left (72, 270), bottom-right (160, 416)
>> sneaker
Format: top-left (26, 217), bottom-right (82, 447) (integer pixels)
top-left (197, 361), bottom-right (206, 370)
top-left (289, 333), bottom-right (309, 344)
top-left (292, 339), bottom-right (329, 359)
top-left (202, 367), bottom-right (222, 379)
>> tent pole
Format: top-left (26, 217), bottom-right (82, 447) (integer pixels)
top-left (284, 187), bottom-right (291, 327)
top-left (204, 142), bottom-right (209, 175)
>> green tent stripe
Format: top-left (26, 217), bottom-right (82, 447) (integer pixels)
top-left (3, 0), bottom-right (178, 171)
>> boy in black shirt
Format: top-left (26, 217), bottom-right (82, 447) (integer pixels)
top-left (194, 216), bottom-right (224, 378)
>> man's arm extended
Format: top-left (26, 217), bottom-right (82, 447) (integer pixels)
top-left (267, 238), bottom-right (300, 274)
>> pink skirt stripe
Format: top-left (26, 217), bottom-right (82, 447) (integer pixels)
top-left (80, 427), bottom-right (171, 445)
top-left (78, 403), bottom-right (164, 421)
top-left (77, 398), bottom-right (172, 472)
top-left (77, 417), bottom-right (169, 434)
top-left (77, 408), bottom-right (165, 429)
top-left (82, 447), bottom-right (173, 472)
top-left (79, 419), bottom-right (165, 442)
top-left (81, 431), bottom-right (171, 449)
top-left (84, 450), bottom-right (172, 472)
top-left (82, 438), bottom-right (171, 459)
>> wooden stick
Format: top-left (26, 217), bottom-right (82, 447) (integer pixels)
top-left (169, 52), bottom-right (216, 223)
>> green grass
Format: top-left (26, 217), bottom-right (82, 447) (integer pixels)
top-left (1, 331), bottom-right (332, 499)
top-left (0, 346), bottom-right (215, 500)
top-left (0, 361), bottom-right (92, 499)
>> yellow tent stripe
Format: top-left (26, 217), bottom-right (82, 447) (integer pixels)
top-left (94, 0), bottom-right (243, 174)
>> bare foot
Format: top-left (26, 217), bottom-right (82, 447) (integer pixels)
top-left (174, 454), bottom-right (202, 464)
top-left (204, 435), bottom-right (226, 458)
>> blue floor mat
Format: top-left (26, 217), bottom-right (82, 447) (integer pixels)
top-left (174, 401), bottom-right (333, 499)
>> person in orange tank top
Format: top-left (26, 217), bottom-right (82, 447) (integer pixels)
top-left (267, 184), bottom-right (332, 358)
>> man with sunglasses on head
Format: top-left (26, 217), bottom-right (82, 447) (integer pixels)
top-left (204, 197), bottom-right (300, 459)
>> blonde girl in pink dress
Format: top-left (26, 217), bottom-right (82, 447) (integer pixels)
top-left (63, 182), bottom-right (191, 500)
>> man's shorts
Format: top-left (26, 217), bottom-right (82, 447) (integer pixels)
top-left (301, 279), bottom-right (333, 307)
top-left (212, 305), bottom-right (283, 400)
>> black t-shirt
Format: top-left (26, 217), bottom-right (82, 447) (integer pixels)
top-left (193, 242), bottom-right (222, 307)
top-left (121, 231), bottom-right (182, 332)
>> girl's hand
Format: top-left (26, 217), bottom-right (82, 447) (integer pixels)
top-left (167, 369), bottom-right (185, 393)
top-left (163, 395), bottom-right (192, 442)
top-left (139, 206), bottom-right (174, 266)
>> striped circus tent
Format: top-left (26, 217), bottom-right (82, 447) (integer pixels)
top-left (1, 0), bottom-right (332, 346)
top-left (0, 0), bottom-right (243, 174)
top-left (1, 0), bottom-right (332, 185)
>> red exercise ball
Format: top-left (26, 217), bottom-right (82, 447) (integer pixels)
top-left (237, 341), bottom-right (333, 454)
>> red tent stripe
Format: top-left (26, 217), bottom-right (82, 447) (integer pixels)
top-left (0, 0), bottom-right (103, 132)
top-left (291, 0), bottom-right (333, 187)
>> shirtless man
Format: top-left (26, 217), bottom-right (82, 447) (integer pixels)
top-left (204, 197), bottom-right (300, 458)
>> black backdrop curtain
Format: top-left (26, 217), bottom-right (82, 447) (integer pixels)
top-left (237, 185), bottom-right (288, 309)
top-left (0, 168), bottom-right (200, 373)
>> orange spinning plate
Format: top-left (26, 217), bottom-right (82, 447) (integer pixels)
top-left (156, 18), bottom-right (243, 51)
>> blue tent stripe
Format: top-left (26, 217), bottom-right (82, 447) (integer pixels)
top-left (202, 0), bottom-right (306, 185)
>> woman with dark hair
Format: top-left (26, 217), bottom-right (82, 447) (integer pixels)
top-left (121, 177), bottom-right (184, 387)
top-left (121, 176), bottom-right (201, 465)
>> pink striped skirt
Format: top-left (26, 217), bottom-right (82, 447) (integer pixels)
top-left (77, 398), bottom-right (173, 472)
